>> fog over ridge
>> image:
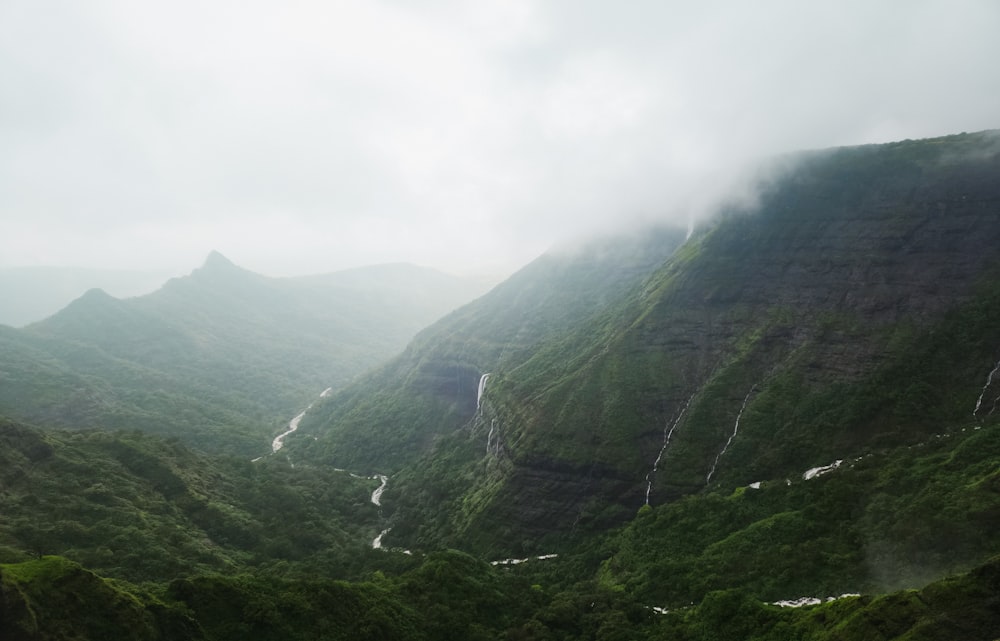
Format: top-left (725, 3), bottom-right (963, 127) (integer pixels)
top-left (1, 0), bottom-right (997, 277)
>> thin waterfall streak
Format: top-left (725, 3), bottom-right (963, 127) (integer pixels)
top-left (477, 373), bottom-right (491, 411)
top-left (645, 394), bottom-right (694, 505)
top-left (486, 419), bottom-right (496, 456)
top-left (974, 359), bottom-right (1000, 417)
top-left (706, 385), bottom-right (756, 484)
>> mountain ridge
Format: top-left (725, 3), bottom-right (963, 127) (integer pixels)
top-left (289, 130), bottom-right (1000, 556)
top-left (0, 255), bottom-right (486, 455)
top-left (1, 131), bottom-right (1000, 639)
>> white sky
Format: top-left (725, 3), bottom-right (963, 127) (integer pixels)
top-left (2, 0), bottom-right (998, 278)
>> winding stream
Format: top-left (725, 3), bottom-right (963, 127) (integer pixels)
top-left (261, 390), bottom-right (397, 550)
top-left (271, 387), bottom-right (333, 453)
top-left (371, 475), bottom-right (388, 506)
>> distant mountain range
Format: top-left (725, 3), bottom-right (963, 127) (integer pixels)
top-left (0, 266), bottom-right (171, 328)
top-left (0, 254), bottom-right (486, 455)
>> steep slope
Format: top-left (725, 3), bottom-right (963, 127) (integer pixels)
top-left (448, 132), bottom-right (1000, 548)
top-left (289, 226), bottom-right (689, 471)
top-left (299, 131), bottom-right (1000, 555)
top-left (0, 255), bottom-right (483, 455)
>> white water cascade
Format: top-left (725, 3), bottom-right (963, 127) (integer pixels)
top-left (490, 554), bottom-right (558, 566)
top-left (477, 373), bottom-right (491, 411)
top-left (371, 474), bottom-right (388, 506)
top-left (270, 387), bottom-right (333, 454)
top-left (803, 460), bottom-right (843, 480)
top-left (705, 385), bottom-right (756, 484)
top-left (372, 527), bottom-right (391, 549)
top-left (773, 593), bottom-right (860, 608)
top-left (644, 395), bottom-right (694, 505)
top-left (973, 358), bottom-right (1000, 417)
top-left (369, 474), bottom-right (396, 550)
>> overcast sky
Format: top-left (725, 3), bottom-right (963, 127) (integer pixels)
top-left (2, 1), bottom-right (998, 278)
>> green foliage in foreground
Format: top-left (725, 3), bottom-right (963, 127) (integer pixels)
top-left (0, 418), bottom-right (384, 582)
top-left (2, 552), bottom-right (999, 641)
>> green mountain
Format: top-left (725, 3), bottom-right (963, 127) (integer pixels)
top-left (0, 255), bottom-right (484, 455)
top-left (291, 226), bottom-right (690, 472)
top-left (2, 131), bottom-right (1000, 640)
top-left (289, 131), bottom-right (1000, 560)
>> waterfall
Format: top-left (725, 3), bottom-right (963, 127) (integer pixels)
top-left (477, 373), bottom-right (491, 410)
top-left (706, 385), bottom-right (756, 484)
top-left (372, 527), bottom-right (391, 549)
top-left (973, 358), bottom-right (1000, 417)
top-left (644, 394), bottom-right (694, 505)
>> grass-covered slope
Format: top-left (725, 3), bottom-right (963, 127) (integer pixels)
top-left (0, 255), bottom-right (481, 456)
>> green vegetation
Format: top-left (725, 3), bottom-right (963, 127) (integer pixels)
top-left (0, 257), bottom-right (482, 456)
top-left (601, 420), bottom-right (1000, 605)
top-left (365, 130), bottom-right (1000, 556)
top-left (2, 133), bottom-right (1000, 638)
top-left (3, 552), bottom-right (1000, 640)
top-left (0, 418), bottom-right (384, 582)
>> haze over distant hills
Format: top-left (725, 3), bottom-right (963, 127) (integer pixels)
top-left (0, 252), bottom-right (487, 455)
top-left (0, 266), bottom-right (172, 328)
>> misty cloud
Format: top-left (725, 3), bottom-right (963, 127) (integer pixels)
top-left (1, 0), bottom-right (997, 276)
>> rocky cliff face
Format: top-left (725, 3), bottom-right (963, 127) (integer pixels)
top-left (374, 132), bottom-right (1000, 555)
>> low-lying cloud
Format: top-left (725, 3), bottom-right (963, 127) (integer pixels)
top-left (1, 0), bottom-right (997, 277)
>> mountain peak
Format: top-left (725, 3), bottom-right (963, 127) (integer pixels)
top-left (202, 250), bottom-right (236, 270)
top-left (70, 287), bottom-right (118, 306)
top-left (186, 251), bottom-right (263, 288)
